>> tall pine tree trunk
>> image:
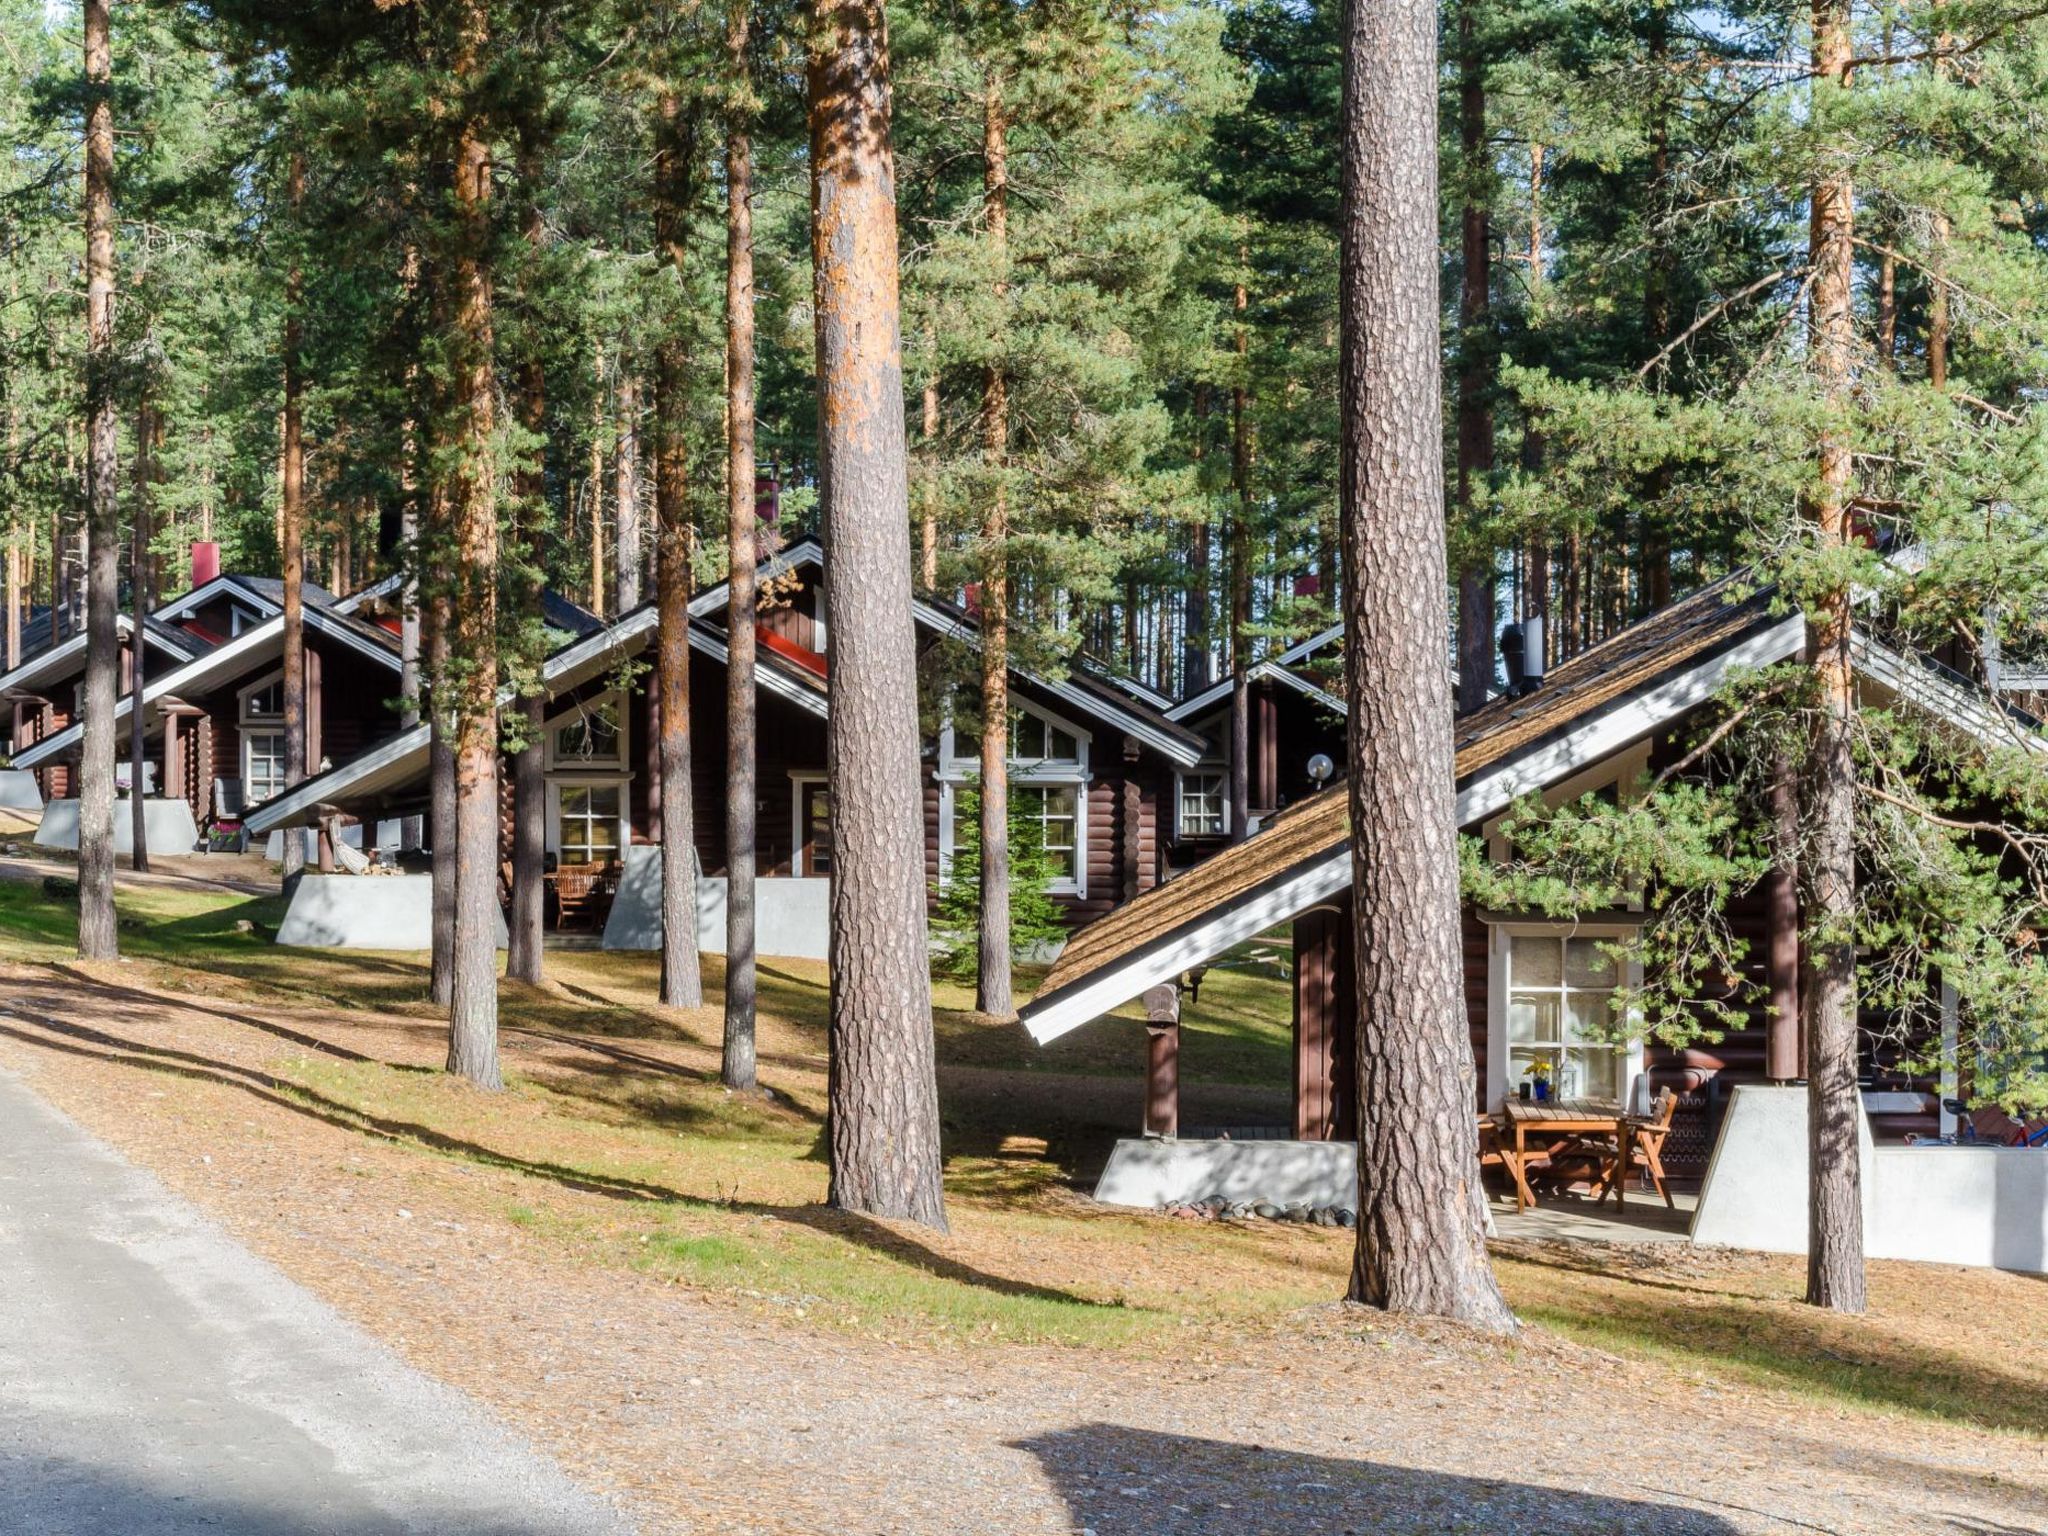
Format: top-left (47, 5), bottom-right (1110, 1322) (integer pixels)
top-left (1453, 5), bottom-right (1495, 713)
top-left (427, 589), bottom-right (456, 1007)
top-left (614, 367), bottom-right (642, 612)
top-left (127, 399), bottom-right (150, 872)
top-left (1228, 280), bottom-right (1252, 840)
top-left (976, 67), bottom-right (1014, 1021)
top-left (507, 130), bottom-right (548, 987)
top-left (1802, 0), bottom-right (1865, 1313)
top-left (281, 151), bottom-right (308, 888)
top-left (1184, 385), bottom-right (1211, 694)
top-left (77, 0), bottom-right (119, 961)
top-left (724, 2), bottom-right (761, 1086)
top-left (445, 12), bottom-right (502, 1090)
top-left (810, 0), bottom-right (948, 1230)
top-left (653, 93), bottom-right (703, 1011)
top-left (1339, 0), bottom-right (1514, 1331)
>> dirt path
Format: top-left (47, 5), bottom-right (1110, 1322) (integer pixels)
top-left (0, 967), bottom-right (2041, 1535)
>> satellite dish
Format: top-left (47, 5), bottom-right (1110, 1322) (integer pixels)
top-left (1307, 753), bottom-right (1335, 787)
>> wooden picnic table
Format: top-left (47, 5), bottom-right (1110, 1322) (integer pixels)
top-left (1492, 1097), bottom-right (1625, 1211)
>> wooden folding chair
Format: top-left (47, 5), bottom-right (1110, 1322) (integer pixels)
top-left (1603, 1087), bottom-right (1678, 1210)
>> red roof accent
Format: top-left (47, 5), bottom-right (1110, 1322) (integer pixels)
top-left (179, 620), bottom-right (226, 645)
top-left (756, 624), bottom-right (827, 678)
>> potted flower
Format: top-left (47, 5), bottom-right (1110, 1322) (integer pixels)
top-left (1527, 1059), bottom-right (1555, 1102)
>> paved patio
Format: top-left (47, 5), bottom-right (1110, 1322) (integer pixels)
top-left (1489, 1188), bottom-right (1697, 1245)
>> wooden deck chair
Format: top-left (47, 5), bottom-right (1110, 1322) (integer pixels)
top-left (1603, 1087), bottom-right (1678, 1210)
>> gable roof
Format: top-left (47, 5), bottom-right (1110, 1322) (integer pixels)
top-left (243, 614), bottom-right (826, 832)
top-left (0, 613), bottom-right (213, 702)
top-left (1167, 623), bottom-right (1347, 723)
top-left (13, 606), bottom-right (401, 770)
top-left (912, 594), bottom-right (1209, 768)
top-left (1020, 577), bottom-right (1807, 1042)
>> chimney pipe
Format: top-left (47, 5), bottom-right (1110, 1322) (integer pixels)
top-left (1523, 615), bottom-right (1545, 689)
top-left (1498, 622), bottom-right (1526, 697)
top-left (190, 541), bottom-right (220, 590)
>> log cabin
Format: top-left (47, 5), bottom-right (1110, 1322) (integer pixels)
top-left (245, 537), bottom-right (1214, 949)
top-left (1021, 574), bottom-right (2042, 1185)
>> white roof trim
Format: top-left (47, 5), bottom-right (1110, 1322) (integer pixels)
top-left (151, 574), bottom-right (283, 625)
top-left (1021, 611), bottom-right (1810, 1042)
top-left (1854, 634), bottom-right (2047, 758)
top-left (0, 615), bottom-right (199, 699)
top-left (331, 573), bottom-right (403, 615)
top-left (1167, 658), bottom-right (1346, 723)
top-left (246, 620), bottom-right (824, 831)
top-left (13, 609), bottom-right (400, 770)
top-left (913, 599), bottom-right (1205, 769)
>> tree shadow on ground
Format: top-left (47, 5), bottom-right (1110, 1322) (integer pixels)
top-left (0, 1004), bottom-right (1117, 1312)
top-left (45, 965), bottom-right (396, 1067)
top-left (1016, 1424), bottom-right (1746, 1536)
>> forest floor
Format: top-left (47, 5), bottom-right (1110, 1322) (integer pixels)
top-left (0, 873), bottom-right (2043, 1534)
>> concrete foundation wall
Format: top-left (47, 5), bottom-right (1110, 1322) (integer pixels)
top-left (1093, 1137), bottom-right (1357, 1210)
top-left (0, 769), bottom-right (44, 812)
top-left (275, 873), bottom-right (508, 951)
top-left (1691, 1084), bottom-right (2048, 1275)
top-left (263, 821), bottom-right (405, 863)
top-left (601, 845), bottom-right (829, 961)
top-left (35, 798), bottom-right (199, 858)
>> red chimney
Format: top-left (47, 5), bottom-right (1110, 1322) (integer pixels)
top-left (190, 541), bottom-right (220, 588)
top-left (963, 581), bottom-right (983, 617)
top-left (754, 474), bottom-right (781, 525)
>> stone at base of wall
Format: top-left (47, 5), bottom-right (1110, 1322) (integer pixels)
top-left (1094, 1137), bottom-right (1357, 1211)
top-left (0, 769), bottom-right (43, 812)
top-left (275, 873), bottom-right (509, 951)
top-left (600, 845), bottom-right (829, 961)
top-left (34, 798), bottom-right (199, 858)
top-left (1691, 1083), bottom-right (2048, 1275)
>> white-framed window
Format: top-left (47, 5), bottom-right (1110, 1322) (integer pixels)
top-left (240, 671), bottom-right (284, 722)
top-left (1486, 923), bottom-right (1644, 1109)
top-left (790, 773), bottom-right (832, 877)
top-left (545, 690), bottom-right (626, 770)
top-left (1176, 768), bottom-right (1228, 839)
top-left (244, 730), bottom-right (287, 803)
top-left (935, 698), bottom-right (1091, 897)
top-left (549, 780), bottom-right (628, 866)
top-left (1013, 783), bottom-right (1081, 888)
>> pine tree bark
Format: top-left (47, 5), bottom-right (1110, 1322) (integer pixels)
top-left (1801, 0), bottom-right (1866, 1313)
top-left (127, 399), bottom-right (150, 872)
top-left (445, 9), bottom-right (502, 1090)
top-left (810, 0), bottom-right (948, 1230)
top-left (724, 2), bottom-right (761, 1086)
top-left (1184, 385), bottom-right (1211, 694)
top-left (976, 67), bottom-right (1014, 1021)
top-left (1228, 280), bottom-right (1252, 839)
top-left (427, 590), bottom-right (456, 1008)
top-left (77, 0), bottom-right (119, 961)
top-left (1453, 6), bottom-right (1495, 714)
top-left (614, 368), bottom-right (642, 612)
top-left (653, 92), bottom-right (703, 1011)
top-left (281, 151), bottom-right (308, 888)
top-left (507, 130), bottom-right (549, 987)
top-left (1339, 0), bottom-right (1515, 1331)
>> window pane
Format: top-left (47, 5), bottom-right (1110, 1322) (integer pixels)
top-left (1509, 1048), bottom-right (1558, 1086)
top-left (1566, 937), bottom-right (1618, 988)
top-left (1568, 1048), bottom-right (1622, 1100)
top-left (560, 785), bottom-right (592, 818)
top-left (1051, 726), bottom-right (1078, 760)
top-left (1507, 993), bottom-right (1557, 1044)
top-left (1510, 934), bottom-right (1562, 987)
top-left (1564, 993), bottom-right (1621, 1045)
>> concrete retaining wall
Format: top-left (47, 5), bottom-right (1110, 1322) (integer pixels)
top-left (601, 845), bottom-right (829, 961)
top-left (1093, 1137), bottom-right (1357, 1210)
top-left (0, 769), bottom-right (44, 812)
top-left (1691, 1084), bottom-right (2048, 1275)
top-left (34, 798), bottom-right (199, 858)
top-left (275, 873), bottom-right (507, 951)
top-left (263, 821), bottom-right (405, 864)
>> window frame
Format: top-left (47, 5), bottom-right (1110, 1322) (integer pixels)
top-left (242, 728), bottom-right (288, 804)
top-left (546, 777), bottom-right (630, 867)
top-left (789, 772), bottom-right (831, 878)
top-left (1174, 765), bottom-right (1230, 840)
top-left (238, 669), bottom-right (285, 725)
top-left (935, 697), bottom-right (1091, 898)
top-left (1485, 920), bottom-right (1645, 1112)
top-left (544, 688), bottom-right (628, 772)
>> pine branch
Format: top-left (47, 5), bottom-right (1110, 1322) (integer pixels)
top-left (1851, 237), bottom-right (2021, 326)
top-left (1637, 263), bottom-right (1805, 380)
top-left (1847, 3), bottom-right (2048, 71)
